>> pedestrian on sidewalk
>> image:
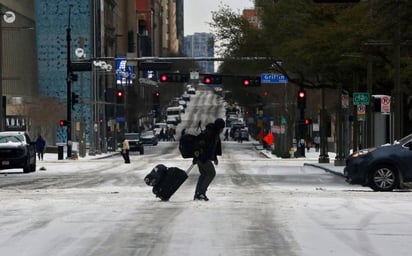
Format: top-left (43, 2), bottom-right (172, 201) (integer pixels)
top-left (35, 134), bottom-right (46, 160)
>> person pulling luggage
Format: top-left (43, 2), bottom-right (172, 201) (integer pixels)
top-left (192, 118), bottom-right (225, 201)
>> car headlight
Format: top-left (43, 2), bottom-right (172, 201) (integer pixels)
top-left (352, 147), bottom-right (376, 158)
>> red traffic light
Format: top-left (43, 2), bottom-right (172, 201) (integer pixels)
top-left (263, 91), bottom-right (269, 97)
top-left (154, 91), bottom-right (160, 97)
top-left (204, 76), bottom-right (212, 84)
top-left (304, 118), bottom-right (312, 125)
top-left (298, 91), bottom-right (306, 99)
top-left (59, 120), bottom-right (67, 127)
top-left (242, 77), bottom-right (261, 87)
top-left (160, 74), bottom-right (168, 82)
top-left (116, 90), bottom-right (124, 98)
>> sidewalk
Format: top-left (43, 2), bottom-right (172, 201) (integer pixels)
top-left (259, 148), bottom-right (346, 177)
top-left (41, 150), bottom-right (119, 162)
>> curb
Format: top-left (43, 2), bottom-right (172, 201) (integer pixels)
top-left (303, 163), bottom-right (346, 178)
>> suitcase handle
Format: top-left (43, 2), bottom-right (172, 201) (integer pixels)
top-left (186, 164), bottom-right (195, 174)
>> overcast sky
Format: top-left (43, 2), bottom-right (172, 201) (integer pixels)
top-left (184, 0), bottom-right (254, 36)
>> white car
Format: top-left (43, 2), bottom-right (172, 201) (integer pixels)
top-left (187, 88), bottom-right (196, 95)
top-left (166, 115), bottom-right (179, 125)
top-left (178, 100), bottom-right (187, 108)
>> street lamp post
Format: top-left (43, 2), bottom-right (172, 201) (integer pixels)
top-left (0, 10), bottom-right (16, 131)
top-left (66, 7), bottom-right (73, 159)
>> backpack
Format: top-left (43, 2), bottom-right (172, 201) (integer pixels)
top-left (179, 133), bottom-right (202, 158)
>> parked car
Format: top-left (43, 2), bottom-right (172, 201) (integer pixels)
top-left (178, 99), bottom-right (187, 109)
top-left (182, 93), bottom-right (191, 101)
top-left (0, 131), bottom-right (36, 173)
top-left (166, 115), bottom-right (179, 126)
top-left (187, 87), bottom-right (196, 95)
top-left (240, 128), bottom-right (249, 141)
top-left (124, 133), bottom-right (144, 154)
top-left (140, 130), bottom-right (158, 146)
top-left (344, 133), bottom-right (412, 191)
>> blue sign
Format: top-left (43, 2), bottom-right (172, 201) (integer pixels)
top-left (261, 73), bottom-right (288, 84)
top-left (116, 57), bottom-right (134, 86)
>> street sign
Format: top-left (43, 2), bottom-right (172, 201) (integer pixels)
top-left (381, 95), bottom-right (391, 114)
top-left (357, 105), bottom-right (366, 120)
top-left (190, 71), bottom-right (199, 80)
top-left (353, 92), bottom-right (370, 105)
top-left (260, 73), bottom-right (288, 84)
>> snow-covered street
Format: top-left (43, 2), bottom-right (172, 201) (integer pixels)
top-left (1, 88), bottom-right (412, 256)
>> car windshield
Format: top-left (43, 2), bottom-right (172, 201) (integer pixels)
top-left (142, 131), bottom-right (153, 137)
top-left (125, 134), bottom-right (140, 140)
top-left (0, 134), bottom-right (24, 143)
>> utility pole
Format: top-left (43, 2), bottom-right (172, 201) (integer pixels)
top-left (393, 0), bottom-right (402, 141)
top-left (66, 7), bottom-right (72, 158)
top-left (318, 86), bottom-right (330, 163)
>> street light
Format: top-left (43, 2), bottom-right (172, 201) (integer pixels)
top-left (0, 10), bottom-right (16, 131)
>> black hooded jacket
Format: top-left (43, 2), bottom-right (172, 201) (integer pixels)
top-left (197, 123), bottom-right (222, 162)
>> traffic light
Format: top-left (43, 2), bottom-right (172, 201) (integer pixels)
top-left (159, 73), bottom-right (189, 83)
top-left (304, 118), bottom-right (312, 126)
top-left (297, 90), bottom-right (306, 109)
top-left (263, 91), bottom-right (269, 97)
top-left (116, 89), bottom-right (124, 103)
top-left (59, 120), bottom-right (68, 127)
top-left (71, 92), bottom-right (79, 110)
top-left (242, 77), bottom-right (261, 87)
top-left (153, 91), bottom-right (160, 103)
top-left (203, 75), bottom-right (222, 84)
top-left (160, 74), bottom-right (168, 82)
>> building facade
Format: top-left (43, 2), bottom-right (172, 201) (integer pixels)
top-left (0, 0), bottom-right (38, 133)
top-left (183, 33), bottom-right (215, 73)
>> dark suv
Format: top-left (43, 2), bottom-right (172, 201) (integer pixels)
top-left (124, 133), bottom-right (144, 155)
top-left (0, 131), bottom-right (36, 173)
top-left (344, 133), bottom-right (412, 191)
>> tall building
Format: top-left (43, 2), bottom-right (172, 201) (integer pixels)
top-left (184, 33), bottom-right (214, 73)
top-left (0, 0), bottom-right (37, 132)
top-left (1, 0), bottom-right (182, 152)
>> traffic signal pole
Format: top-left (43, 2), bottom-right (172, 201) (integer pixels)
top-left (318, 86), bottom-right (330, 163)
top-left (66, 7), bottom-right (72, 159)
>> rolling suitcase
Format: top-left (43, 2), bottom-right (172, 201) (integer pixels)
top-left (146, 164), bottom-right (195, 201)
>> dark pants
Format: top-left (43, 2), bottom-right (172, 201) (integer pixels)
top-left (122, 150), bottom-right (130, 163)
top-left (37, 150), bottom-right (44, 160)
top-left (195, 160), bottom-right (216, 195)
